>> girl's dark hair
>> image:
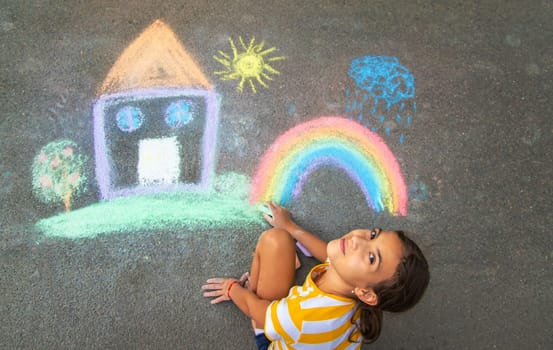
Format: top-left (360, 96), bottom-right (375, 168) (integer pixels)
top-left (352, 230), bottom-right (430, 344)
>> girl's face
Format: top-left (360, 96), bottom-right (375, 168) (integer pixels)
top-left (327, 229), bottom-right (403, 289)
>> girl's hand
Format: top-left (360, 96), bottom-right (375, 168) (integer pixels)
top-left (202, 278), bottom-right (238, 304)
top-left (263, 202), bottom-right (296, 230)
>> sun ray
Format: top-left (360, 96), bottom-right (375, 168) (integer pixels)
top-left (238, 36), bottom-right (248, 50)
top-left (213, 36), bottom-right (286, 93)
top-left (259, 47), bottom-right (277, 56)
top-left (261, 72), bottom-right (274, 81)
top-left (263, 64), bottom-right (280, 75)
top-left (256, 76), bottom-right (269, 88)
top-left (268, 56), bottom-right (286, 62)
top-left (238, 77), bottom-right (246, 92)
top-left (248, 79), bottom-right (256, 93)
top-left (255, 41), bottom-right (265, 52)
top-left (247, 37), bottom-right (256, 50)
top-left (229, 38), bottom-right (238, 58)
top-left (218, 51), bottom-right (231, 60)
top-left (213, 56), bottom-right (230, 67)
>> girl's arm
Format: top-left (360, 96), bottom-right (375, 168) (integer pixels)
top-left (264, 202), bottom-right (328, 262)
top-left (202, 278), bottom-right (270, 328)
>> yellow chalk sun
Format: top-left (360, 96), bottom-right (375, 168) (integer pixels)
top-left (214, 37), bottom-right (285, 93)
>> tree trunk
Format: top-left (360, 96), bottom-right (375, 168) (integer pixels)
top-left (63, 191), bottom-right (72, 212)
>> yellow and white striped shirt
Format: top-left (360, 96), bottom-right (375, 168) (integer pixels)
top-left (264, 262), bottom-right (363, 349)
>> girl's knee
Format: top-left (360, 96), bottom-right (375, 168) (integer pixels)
top-left (257, 228), bottom-right (294, 250)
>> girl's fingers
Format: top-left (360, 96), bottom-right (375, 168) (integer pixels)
top-left (203, 289), bottom-right (224, 297)
top-left (262, 213), bottom-right (274, 225)
top-left (206, 277), bottom-right (225, 283)
top-left (201, 283), bottom-right (221, 290)
top-left (202, 278), bottom-right (232, 303)
top-left (210, 296), bottom-right (227, 304)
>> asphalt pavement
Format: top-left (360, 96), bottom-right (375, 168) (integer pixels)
top-left (1, 1), bottom-right (552, 349)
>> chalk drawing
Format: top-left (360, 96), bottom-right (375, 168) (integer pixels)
top-left (33, 20), bottom-right (417, 239)
top-left (36, 172), bottom-right (264, 239)
top-left (32, 140), bottom-right (88, 212)
top-left (93, 20), bottom-right (220, 200)
top-left (34, 21), bottom-right (267, 238)
top-left (213, 36), bottom-right (286, 93)
top-left (250, 116), bottom-right (408, 216)
top-left (345, 56), bottom-right (415, 145)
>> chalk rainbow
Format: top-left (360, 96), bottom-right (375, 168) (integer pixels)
top-left (249, 116), bottom-right (407, 215)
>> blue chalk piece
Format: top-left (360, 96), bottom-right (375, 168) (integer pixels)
top-left (371, 127), bottom-right (377, 132)
top-left (379, 115), bottom-right (385, 123)
top-left (345, 88), bottom-right (350, 97)
top-left (345, 104), bottom-right (351, 113)
top-left (400, 102), bottom-right (405, 110)
top-left (407, 116), bottom-right (412, 126)
top-left (399, 133), bottom-right (404, 144)
top-left (396, 114), bottom-right (401, 122)
top-left (385, 127), bottom-right (391, 136)
top-left (358, 113), bottom-right (363, 121)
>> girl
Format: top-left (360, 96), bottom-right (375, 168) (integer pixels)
top-left (202, 202), bottom-right (429, 349)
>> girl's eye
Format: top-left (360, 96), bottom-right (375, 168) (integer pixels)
top-left (369, 252), bottom-right (375, 264)
top-left (370, 230), bottom-right (377, 239)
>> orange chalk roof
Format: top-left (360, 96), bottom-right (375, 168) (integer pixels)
top-left (98, 19), bottom-right (212, 95)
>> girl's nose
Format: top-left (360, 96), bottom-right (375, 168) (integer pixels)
top-left (351, 235), bottom-right (367, 250)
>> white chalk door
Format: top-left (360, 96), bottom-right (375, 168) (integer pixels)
top-left (137, 136), bottom-right (181, 185)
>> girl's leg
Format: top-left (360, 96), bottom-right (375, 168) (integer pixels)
top-left (248, 228), bottom-right (297, 301)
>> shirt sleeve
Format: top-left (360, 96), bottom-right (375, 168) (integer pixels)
top-left (264, 300), bottom-right (280, 342)
top-left (264, 296), bottom-right (301, 344)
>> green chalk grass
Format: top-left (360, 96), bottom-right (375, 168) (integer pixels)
top-left (35, 173), bottom-right (265, 239)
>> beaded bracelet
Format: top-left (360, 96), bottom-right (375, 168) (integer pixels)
top-left (226, 280), bottom-right (239, 300)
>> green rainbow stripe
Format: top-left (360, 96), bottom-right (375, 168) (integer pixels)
top-left (249, 116), bottom-right (407, 215)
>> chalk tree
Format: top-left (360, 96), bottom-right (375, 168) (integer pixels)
top-left (32, 140), bottom-right (88, 212)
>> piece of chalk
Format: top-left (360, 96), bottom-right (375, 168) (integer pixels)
top-left (296, 241), bottom-right (312, 257)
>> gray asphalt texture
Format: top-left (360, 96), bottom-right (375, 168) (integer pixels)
top-left (1, 1), bottom-right (552, 349)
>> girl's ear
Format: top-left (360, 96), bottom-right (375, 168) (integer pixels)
top-left (354, 287), bottom-right (378, 306)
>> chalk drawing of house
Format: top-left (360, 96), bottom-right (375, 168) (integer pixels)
top-left (93, 20), bottom-right (219, 200)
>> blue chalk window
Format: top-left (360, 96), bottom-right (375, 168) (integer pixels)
top-left (165, 100), bottom-right (194, 129)
top-left (116, 106), bottom-right (144, 132)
